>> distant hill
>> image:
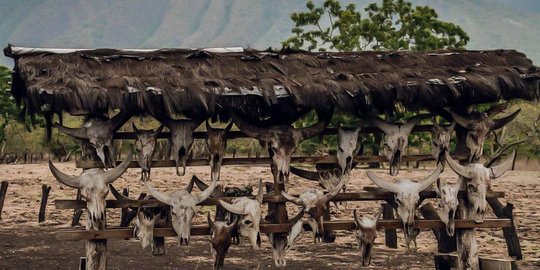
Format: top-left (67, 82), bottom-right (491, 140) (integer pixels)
top-left (1, 0), bottom-right (540, 66)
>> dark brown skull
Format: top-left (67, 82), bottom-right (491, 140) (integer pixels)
top-left (208, 213), bottom-right (238, 270)
top-left (430, 120), bottom-right (456, 169)
top-left (354, 207), bottom-right (382, 267)
top-left (161, 117), bottom-right (204, 176)
top-left (133, 123), bottom-right (164, 181)
top-left (206, 121), bottom-right (233, 181)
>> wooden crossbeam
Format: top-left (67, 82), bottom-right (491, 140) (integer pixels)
top-left (112, 125), bottom-right (445, 140)
top-left (54, 190), bottom-right (504, 209)
top-left (75, 154), bottom-right (468, 169)
top-left (55, 219), bottom-right (512, 241)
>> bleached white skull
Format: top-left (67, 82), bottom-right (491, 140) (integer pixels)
top-left (366, 166), bottom-right (441, 236)
top-left (49, 151), bottom-right (133, 229)
top-left (133, 211), bottom-right (159, 250)
top-left (451, 108), bottom-right (520, 162)
top-left (231, 110), bottom-right (332, 183)
top-left (161, 117), bottom-right (204, 176)
top-left (336, 123), bottom-right (361, 174)
top-left (208, 213), bottom-right (239, 270)
top-left (218, 179), bottom-right (264, 249)
top-left (146, 178), bottom-right (216, 245)
top-left (371, 114), bottom-right (430, 176)
top-left (430, 121), bottom-right (456, 168)
top-left (133, 123), bottom-right (164, 181)
top-left (55, 111), bottom-right (131, 168)
top-left (267, 210), bottom-right (305, 267)
top-left (206, 121), bottom-right (233, 181)
top-left (435, 178), bottom-right (462, 236)
top-left (354, 207), bottom-right (382, 267)
top-left (281, 178), bottom-right (345, 242)
top-left (445, 151), bottom-right (515, 222)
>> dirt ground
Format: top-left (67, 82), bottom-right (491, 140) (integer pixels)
top-left (0, 162), bottom-right (539, 269)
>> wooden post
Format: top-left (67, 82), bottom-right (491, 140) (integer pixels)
top-left (39, 184), bottom-right (52, 223)
top-left (72, 189), bottom-right (84, 227)
top-left (486, 198), bottom-right (522, 259)
top-left (0, 181), bottom-right (8, 220)
top-left (420, 203), bottom-right (456, 253)
top-left (119, 188), bottom-right (129, 226)
top-left (79, 257), bottom-right (87, 270)
top-left (382, 203), bottom-right (397, 248)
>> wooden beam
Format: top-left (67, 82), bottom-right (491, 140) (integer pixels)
top-left (112, 125), bottom-right (448, 140)
top-left (54, 190), bottom-right (505, 210)
top-left (55, 219), bottom-right (512, 241)
top-left (38, 185), bottom-right (51, 223)
top-left (486, 197), bottom-right (523, 260)
top-left (75, 154), bottom-right (468, 169)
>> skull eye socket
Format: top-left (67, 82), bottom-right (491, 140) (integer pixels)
top-left (395, 198), bottom-right (402, 205)
top-left (271, 146), bottom-right (278, 153)
top-left (243, 219), bottom-right (253, 226)
top-left (467, 184), bottom-right (477, 192)
top-left (338, 146), bottom-right (344, 153)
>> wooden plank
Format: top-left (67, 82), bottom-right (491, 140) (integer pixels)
top-left (0, 181), bottom-right (8, 220)
top-left (38, 185), bottom-right (51, 223)
top-left (383, 203), bottom-right (398, 249)
top-left (75, 154), bottom-right (469, 169)
top-left (487, 197), bottom-right (523, 260)
top-left (54, 190), bottom-right (505, 209)
top-left (112, 125), bottom-right (449, 140)
top-left (55, 219), bottom-right (512, 241)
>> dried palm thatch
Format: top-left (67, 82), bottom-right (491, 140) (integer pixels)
top-left (4, 45), bottom-right (539, 123)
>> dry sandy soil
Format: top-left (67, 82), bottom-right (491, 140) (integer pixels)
top-left (0, 162), bottom-right (539, 269)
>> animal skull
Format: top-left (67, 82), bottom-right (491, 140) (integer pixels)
top-left (208, 213), bottom-right (239, 270)
top-left (133, 123), bottom-right (164, 181)
top-left (49, 151), bottom-right (133, 229)
top-left (218, 179), bottom-right (264, 249)
top-left (55, 111), bottom-right (131, 168)
top-left (133, 211), bottom-right (160, 250)
top-left (354, 207), bottom-right (382, 267)
top-left (366, 166), bottom-right (441, 236)
top-left (267, 210), bottom-right (305, 267)
top-left (337, 122), bottom-right (362, 175)
top-left (371, 114), bottom-right (431, 176)
top-left (445, 150), bottom-right (515, 222)
top-left (231, 110), bottom-right (332, 183)
top-left (281, 177), bottom-right (345, 242)
top-left (435, 178), bottom-right (462, 236)
top-left (451, 108), bottom-right (520, 162)
top-left (430, 120), bottom-right (456, 168)
top-left (206, 121), bottom-right (233, 181)
top-left (145, 177), bottom-right (216, 245)
top-left (161, 117), bottom-right (204, 176)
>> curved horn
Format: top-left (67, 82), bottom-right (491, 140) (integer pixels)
top-left (152, 125), bottom-right (165, 137)
top-left (290, 166), bottom-right (319, 181)
top-left (196, 178), bottom-right (217, 204)
top-left (417, 166), bottom-right (443, 191)
top-left (490, 150), bottom-right (516, 178)
top-left (402, 114), bottom-right (431, 134)
top-left (109, 184), bottom-right (132, 201)
top-left (322, 177), bottom-right (345, 203)
top-left (230, 112), bottom-right (271, 141)
top-left (295, 110), bottom-right (333, 140)
top-left (54, 123), bottom-right (87, 139)
top-left (370, 116), bottom-right (397, 135)
top-left (132, 122), bottom-right (140, 133)
top-left (256, 179), bottom-right (264, 204)
top-left (445, 152), bottom-right (473, 178)
top-left (48, 161), bottom-right (82, 188)
top-left (280, 191), bottom-right (304, 206)
top-left (145, 182), bottom-right (173, 205)
top-left (485, 103), bottom-right (509, 117)
top-left (374, 206), bottom-right (383, 221)
top-left (288, 209), bottom-right (305, 224)
top-left (227, 214), bottom-right (239, 229)
top-left (205, 120), bottom-right (214, 133)
top-left (105, 150), bottom-right (133, 183)
top-left (207, 212), bottom-right (216, 230)
top-left (224, 121), bottom-right (234, 132)
top-left (353, 209), bottom-right (364, 228)
top-left (365, 172), bottom-right (399, 193)
top-left (450, 111), bottom-right (474, 129)
top-left (109, 110), bottom-right (131, 131)
top-left (218, 200), bottom-right (249, 215)
top-left (492, 109), bottom-right (521, 130)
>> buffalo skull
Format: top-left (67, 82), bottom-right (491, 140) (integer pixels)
top-left (133, 123), bottom-right (164, 181)
top-left (451, 108), bottom-right (520, 162)
top-left (49, 151), bottom-right (133, 229)
top-left (55, 111), bottom-right (131, 168)
top-left (366, 166), bottom-right (441, 236)
top-left (146, 177), bottom-right (216, 245)
top-left (430, 120), bottom-right (456, 168)
top-left (445, 150), bottom-right (515, 222)
top-left (218, 179), bottom-right (264, 249)
top-left (370, 114), bottom-right (431, 176)
top-left (161, 117), bottom-right (204, 176)
top-left (337, 122), bottom-right (362, 175)
top-left (206, 121), bottom-right (233, 181)
top-left (435, 178), bottom-right (462, 236)
top-left (267, 210), bottom-right (305, 267)
top-left (354, 207), bottom-right (382, 267)
top-left (208, 213), bottom-right (239, 270)
top-left (281, 178), bottom-right (345, 242)
top-left (231, 110), bottom-right (332, 183)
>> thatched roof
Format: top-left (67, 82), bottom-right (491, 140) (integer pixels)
top-left (4, 45), bottom-right (540, 123)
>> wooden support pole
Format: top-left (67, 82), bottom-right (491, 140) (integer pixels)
top-left (71, 189), bottom-right (84, 227)
top-left (38, 185), bottom-right (52, 223)
top-left (486, 197), bottom-right (522, 260)
top-left (420, 203), bottom-right (456, 253)
top-left (457, 198), bottom-right (479, 270)
top-left (382, 203), bottom-right (397, 249)
top-left (119, 188), bottom-right (129, 227)
top-left (0, 181), bottom-right (8, 220)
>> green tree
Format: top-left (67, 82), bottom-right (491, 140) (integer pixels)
top-left (0, 65), bottom-right (19, 142)
top-left (283, 0), bottom-right (469, 52)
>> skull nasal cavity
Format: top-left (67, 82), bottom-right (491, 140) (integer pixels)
top-left (179, 146), bottom-right (186, 157)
